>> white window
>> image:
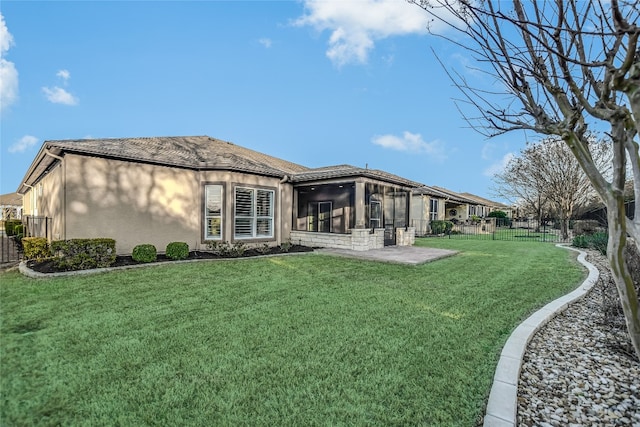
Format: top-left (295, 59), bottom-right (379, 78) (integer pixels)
top-left (429, 199), bottom-right (439, 221)
top-left (234, 187), bottom-right (274, 239)
top-left (370, 201), bottom-right (381, 228)
top-left (204, 185), bottom-right (223, 240)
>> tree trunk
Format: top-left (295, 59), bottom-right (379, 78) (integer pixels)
top-left (607, 195), bottom-right (640, 359)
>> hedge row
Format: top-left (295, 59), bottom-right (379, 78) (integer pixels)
top-left (22, 239), bottom-right (191, 271)
top-left (51, 239), bottom-right (117, 270)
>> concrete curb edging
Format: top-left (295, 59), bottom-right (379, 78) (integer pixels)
top-left (483, 245), bottom-right (600, 427)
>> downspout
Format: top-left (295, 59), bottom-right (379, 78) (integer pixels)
top-left (278, 175), bottom-right (290, 245)
top-left (45, 149), bottom-right (65, 240)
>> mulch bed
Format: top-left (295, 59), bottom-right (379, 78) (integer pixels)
top-left (27, 245), bottom-right (314, 274)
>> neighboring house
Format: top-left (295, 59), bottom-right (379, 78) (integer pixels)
top-left (17, 136), bottom-right (420, 254)
top-left (0, 192), bottom-right (23, 221)
top-left (429, 186), bottom-right (481, 222)
top-left (410, 186), bottom-right (449, 235)
top-left (458, 192), bottom-right (512, 218)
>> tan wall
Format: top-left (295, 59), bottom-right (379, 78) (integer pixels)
top-left (22, 163), bottom-right (64, 240)
top-left (62, 154), bottom-right (293, 254)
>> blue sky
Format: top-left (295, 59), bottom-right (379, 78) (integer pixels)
top-left (0, 0), bottom-right (523, 200)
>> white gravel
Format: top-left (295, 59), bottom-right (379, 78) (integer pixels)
top-left (517, 250), bottom-right (640, 426)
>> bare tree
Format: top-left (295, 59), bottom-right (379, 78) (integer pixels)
top-left (493, 150), bottom-right (550, 231)
top-left (409, 0), bottom-right (640, 358)
top-left (494, 137), bottom-right (611, 238)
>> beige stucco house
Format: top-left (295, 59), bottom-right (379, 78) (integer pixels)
top-left (18, 136), bottom-right (421, 254)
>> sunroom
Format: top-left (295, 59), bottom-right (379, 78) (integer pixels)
top-left (289, 166), bottom-right (417, 251)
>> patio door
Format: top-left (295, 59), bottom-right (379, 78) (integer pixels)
top-left (383, 191), bottom-right (408, 246)
top-left (308, 201), bottom-right (332, 232)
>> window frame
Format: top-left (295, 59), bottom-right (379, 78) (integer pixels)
top-left (234, 186), bottom-right (275, 240)
top-left (429, 198), bottom-right (439, 221)
top-left (204, 184), bottom-right (224, 241)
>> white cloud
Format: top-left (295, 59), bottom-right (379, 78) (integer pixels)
top-left (42, 86), bottom-right (78, 105)
top-left (0, 13), bottom-right (18, 112)
top-left (483, 152), bottom-right (515, 177)
top-left (258, 38), bottom-right (273, 48)
top-left (294, 0), bottom-right (435, 67)
top-left (372, 131), bottom-right (447, 161)
top-left (8, 135), bottom-right (39, 153)
top-left (56, 69), bottom-right (71, 81)
top-left (481, 142), bottom-right (496, 160)
top-left (43, 69), bottom-right (78, 105)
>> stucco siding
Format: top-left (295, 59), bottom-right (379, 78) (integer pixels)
top-left (64, 154), bottom-right (200, 254)
top-left (62, 155), bottom-right (294, 254)
top-left (22, 162), bottom-right (63, 240)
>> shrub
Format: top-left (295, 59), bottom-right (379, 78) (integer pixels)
top-left (280, 239), bottom-right (292, 253)
top-left (229, 242), bottom-right (247, 257)
top-left (256, 243), bottom-right (271, 255)
top-left (132, 244), bottom-right (157, 263)
top-left (13, 224), bottom-right (24, 235)
top-left (572, 232), bottom-right (608, 255)
top-left (488, 210), bottom-right (508, 218)
top-left (22, 237), bottom-right (50, 260)
top-left (204, 240), bottom-right (249, 257)
top-left (206, 241), bottom-right (230, 256)
top-left (430, 220), bottom-right (453, 235)
top-left (4, 219), bottom-right (22, 236)
top-left (51, 238), bottom-right (116, 270)
top-left (166, 242), bottom-right (189, 260)
top-left (589, 232), bottom-right (608, 255)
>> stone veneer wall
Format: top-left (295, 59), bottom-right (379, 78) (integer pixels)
top-left (396, 227), bottom-right (416, 247)
top-left (290, 228), bottom-right (385, 251)
top-left (290, 228), bottom-right (417, 251)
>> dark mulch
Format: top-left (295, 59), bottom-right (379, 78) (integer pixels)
top-left (27, 245), bottom-right (314, 274)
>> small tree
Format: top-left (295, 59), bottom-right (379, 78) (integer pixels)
top-left (494, 137), bottom-right (610, 239)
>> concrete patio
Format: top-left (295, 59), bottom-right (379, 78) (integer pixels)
top-left (315, 245), bottom-right (458, 265)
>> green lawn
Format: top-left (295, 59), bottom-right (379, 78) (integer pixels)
top-left (1, 240), bottom-right (584, 426)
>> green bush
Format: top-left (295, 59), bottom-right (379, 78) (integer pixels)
top-left (132, 244), bottom-right (157, 263)
top-left (4, 219), bottom-right (22, 236)
top-left (50, 238), bottom-right (116, 271)
top-left (13, 224), bottom-right (24, 235)
top-left (22, 237), bottom-right (50, 260)
top-left (572, 232), bottom-right (608, 255)
top-left (430, 220), bottom-right (454, 235)
top-left (166, 242), bottom-right (189, 260)
top-left (487, 210), bottom-right (508, 218)
top-left (280, 239), bottom-right (292, 253)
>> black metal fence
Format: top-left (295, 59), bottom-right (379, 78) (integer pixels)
top-left (0, 216), bottom-right (52, 264)
top-left (413, 218), bottom-right (590, 243)
top-left (23, 216), bottom-right (52, 240)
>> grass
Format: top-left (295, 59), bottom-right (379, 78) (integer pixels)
top-left (1, 240), bottom-right (584, 426)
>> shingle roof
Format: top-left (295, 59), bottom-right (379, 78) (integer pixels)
top-left (0, 192), bottom-right (22, 206)
top-left (290, 164), bottom-right (424, 188)
top-left (459, 192), bottom-right (510, 208)
top-left (412, 186), bottom-right (452, 198)
top-left (46, 136), bottom-right (309, 177)
top-left (429, 186), bottom-right (479, 204)
top-left (19, 136), bottom-right (425, 192)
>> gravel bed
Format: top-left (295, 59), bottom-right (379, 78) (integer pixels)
top-left (517, 250), bottom-right (640, 426)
